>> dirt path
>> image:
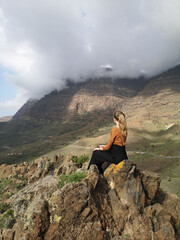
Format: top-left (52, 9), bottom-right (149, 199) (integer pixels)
top-left (128, 151), bottom-right (180, 159)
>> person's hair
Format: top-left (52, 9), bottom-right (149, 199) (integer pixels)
top-left (113, 111), bottom-right (127, 140)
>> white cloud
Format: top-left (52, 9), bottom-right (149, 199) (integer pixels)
top-left (0, 0), bottom-right (180, 116)
top-left (0, 90), bottom-right (28, 117)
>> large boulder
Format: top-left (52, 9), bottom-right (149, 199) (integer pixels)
top-left (140, 170), bottom-right (161, 205)
top-left (0, 159), bottom-right (179, 240)
top-left (9, 175), bottom-right (59, 240)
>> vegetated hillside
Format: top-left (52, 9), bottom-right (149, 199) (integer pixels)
top-left (0, 77), bottom-right (147, 164)
top-left (140, 64), bottom-right (180, 96)
top-left (0, 65), bottom-right (179, 165)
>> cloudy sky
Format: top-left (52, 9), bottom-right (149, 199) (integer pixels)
top-left (0, 0), bottom-right (180, 117)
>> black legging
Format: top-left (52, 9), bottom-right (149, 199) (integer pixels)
top-left (87, 144), bottom-right (128, 174)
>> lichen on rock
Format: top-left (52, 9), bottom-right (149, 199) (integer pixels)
top-left (0, 156), bottom-right (179, 240)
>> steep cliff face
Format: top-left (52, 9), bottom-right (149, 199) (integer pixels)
top-left (0, 66), bottom-right (179, 165)
top-left (13, 78), bottom-right (147, 121)
top-left (12, 65), bottom-right (180, 122)
top-left (0, 156), bottom-right (179, 239)
top-left (13, 99), bottom-right (38, 120)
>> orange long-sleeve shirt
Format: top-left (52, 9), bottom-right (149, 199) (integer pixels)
top-left (102, 126), bottom-right (126, 151)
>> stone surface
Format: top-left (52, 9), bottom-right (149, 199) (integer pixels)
top-left (140, 170), bottom-right (161, 204)
top-left (0, 158), bottom-right (180, 239)
top-left (0, 229), bottom-right (15, 240)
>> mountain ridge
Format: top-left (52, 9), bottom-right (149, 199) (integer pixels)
top-left (13, 76), bottom-right (148, 121)
top-left (0, 65), bottom-right (179, 166)
top-left (12, 65), bottom-right (180, 122)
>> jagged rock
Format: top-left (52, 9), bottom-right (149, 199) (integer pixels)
top-left (0, 159), bottom-right (179, 239)
top-left (140, 170), bottom-right (161, 205)
top-left (27, 157), bottom-right (53, 183)
top-left (45, 170), bottom-right (113, 240)
top-left (122, 214), bottom-right (153, 240)
top-left (85, 164), bottom-right (99, 190)
top-left (10, 175), bottom-right (58, 215)
top-left (14, 200), bottom-right (50, 240)
top-left (0, 156), bottom-right (62, 184)
top-left (104, 160), bottom-right (145, 212)
top-left (0, 229), bottom-right (15, 240)
top-left (8, 175), bottom-right (58, 239)
top-left (54, 154), bottom-right (79, 176)
top-left (143, 203), bottom-right (176, 240)
top-left (157, 191), bottom-right (180, 237)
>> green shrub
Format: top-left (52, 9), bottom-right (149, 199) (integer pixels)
top-left (72, 154), bottom-right (89, 164)
top-left (18, 176), bottom-right (27, 182)
top-left (68, 172), bottom-right (87, 183)
top-left (0, 179), bottom-right (12, 200)
top-left (59, 174), bottom-right (68, 188)
top-left (0, 179), bottom-right (12, 190)
top-left (14, 182), bottom-right (26, 190)
top-left (125, 234), bottom-right (131, 239)
top-left (0, 177), bottom-right (27, 201)
top-left (0, 202), bottom-right (10, 214)
top-left (0, 209), bottom-right (15, 229)
top-left (59, 172), bottom-right (87, 188)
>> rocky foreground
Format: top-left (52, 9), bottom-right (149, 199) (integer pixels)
top-left (0, 155), bottom-right (180, 240)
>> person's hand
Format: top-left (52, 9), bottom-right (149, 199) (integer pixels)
top-left (94, 147), bottom-right (100, 151)
top-left (99, 145), bottom-right (104, 150)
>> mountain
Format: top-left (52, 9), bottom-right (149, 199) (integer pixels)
top-left (124, 65), bottom-right (180, 126)
top-left (0, 77), bottom-right (148, 164)
top-left (0, 66), bottom-right (179, 166)
top-left (12, 77), bottom-right (148, 121)
top-left (13, 98), bottom-right (38, 119)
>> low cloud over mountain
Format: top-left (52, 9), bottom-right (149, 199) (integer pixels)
top-left (0, 0), bottom-right (180, 103)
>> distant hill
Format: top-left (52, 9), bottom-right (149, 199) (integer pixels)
top-left (0, 116), bottom-right (12, 122)
top-left (0, 65), bottom-right (179, 165)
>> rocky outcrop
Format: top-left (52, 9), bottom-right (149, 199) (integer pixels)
top-left (68, 91), bottom-right (125, 115)
top-left (0, 157), bottom-right (180, 240)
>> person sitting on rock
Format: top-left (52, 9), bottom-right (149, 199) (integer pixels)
top-left (87, 111), bottom-right (128, 174)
